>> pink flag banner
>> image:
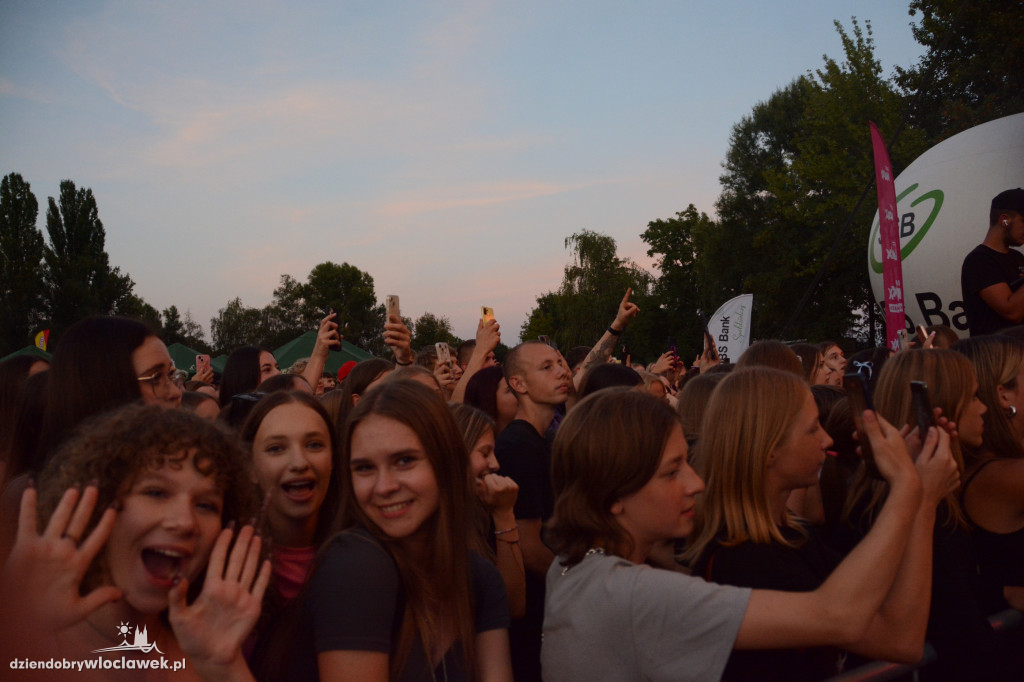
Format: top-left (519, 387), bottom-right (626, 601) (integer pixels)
top-left (870, 122), bottom-right (905, 352)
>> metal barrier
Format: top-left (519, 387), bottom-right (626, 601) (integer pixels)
top-left (823, 609), bottom-right (1023, 682)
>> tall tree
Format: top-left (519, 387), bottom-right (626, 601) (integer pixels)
top-left (410, 312), bottom-right (461, 350)
top-left (210, 297), bottom-right (272, 354)
top-left (0, 173), bottom-right (45, 354)
top-left (42, 180), bottom-right (134, 340)
top-left (896, 0), bottom-right (1024, 141)
top-left (303, 261), bottom-right (385, 351)
top-left (521, 231), bottom-right (659, 360)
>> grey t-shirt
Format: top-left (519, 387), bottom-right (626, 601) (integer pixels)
top-left (542, 550), bottom-right (750, 682)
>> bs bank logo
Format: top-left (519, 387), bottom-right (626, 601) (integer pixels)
top-left (869, 183), bottom-right (944, 274)
top-left (92, 622), bottom-right (165, 655)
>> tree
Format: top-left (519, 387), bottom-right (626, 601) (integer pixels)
top-left (521, 231), bottom-right (659, 360)
top-left (0, 173), bottom-right (45, 354)
top-left (114, 292), bottom-right (162, 331)
top-left (210, 297), bottom-right (273, 354)
top-left (42, 180), bottom-right (135, 341)
top-left (641, 204), bottom-right (724, 357)
top-left (896, 0), bottom-right (1024, 142)
top-left (410, 312), bottom-right (461, 350)
top-left (161, 305), bottom-right (210, 351)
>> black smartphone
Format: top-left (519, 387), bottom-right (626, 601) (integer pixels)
top-left (844, 371), bottom-right (882, 480)
top-left (910, 381), bottom-right (934, 433)
top-left (697, 312), bottom-right (718, 360)
top-left (327, 307), bottom-right (342, 350)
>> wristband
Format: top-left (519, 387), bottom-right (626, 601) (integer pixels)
top-left (494, 526), bottom-right (517, 535)
top-left (607, 325), bottom-right (622, 336)
top-left (395, 358), bottom-right (413, 366)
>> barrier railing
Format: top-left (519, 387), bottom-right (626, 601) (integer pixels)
top-left (823, 608), bottom-right (1022, 682)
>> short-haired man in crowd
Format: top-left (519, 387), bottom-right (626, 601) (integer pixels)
top-left (495, 288), bottom-right (638, 681)
top-left (962, 188), bottom-right (1024, 336)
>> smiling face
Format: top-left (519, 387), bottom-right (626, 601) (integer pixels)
top-left (251, 402), bottom-right (333, 546)
top-left (468, 429), bottom-right (499, 481)
top-left (612, 424), bottom-right (704, 562)
top-left (104, 455), bottom-right (223, 614)
top-left (767, 390), bottom-right (833, 494)
top-left (349, 414), bottom-right (440, 545)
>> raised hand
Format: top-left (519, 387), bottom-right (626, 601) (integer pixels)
top-left (383, 314), bottom-right (414, 365)
top-left (477, 473), bottom-right (519, 515)
top-left (612, 288), bottom-right (639, 332)
top-left (650, 351), bottom-right (674, 375)
top-left (476, 318), bottom-right (501, 354)
top-left (913, 426), bottom-right (959, 506)
top-left (1, 485), bottom-right (121, 636)
top-left (169, 524), bottom-right (270, 680)
top-left (859, 410), bottom-right (919, 486)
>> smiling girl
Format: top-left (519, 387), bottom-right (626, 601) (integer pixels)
top-left (1, 404), bottom-right (268, 681)
top-left (290, 380), bottom-right (512, 681)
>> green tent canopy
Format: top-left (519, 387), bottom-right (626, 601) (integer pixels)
top-left (0, 345), bottom-right (53, 364)
top-left (166, 343), bottom-right (227, 376)
top-left (273, 331), bottom-right (374, 376)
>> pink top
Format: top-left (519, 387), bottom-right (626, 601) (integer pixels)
top-left (272, 545), bottom-right (317, 602)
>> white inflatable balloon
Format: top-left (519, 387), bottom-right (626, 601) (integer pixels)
top-left (867, 112), bottom-right (1024, 338)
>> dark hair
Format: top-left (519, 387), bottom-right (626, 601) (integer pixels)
top-left (339, 380), bottom-right (477, 679)
top-left (578, 363), bottom-right (642, 399)
top-left (811, 385), bottom-right (858, 540)
top-left (0, 355), bottom-right (47, 459)
top-left (240, 391), bottom-right (341, 547)
top-left (917, 325), bottom-right (959, 349)
top-left (789, 342), bottom-right (823, 384)
top-left (1, 370), bottom-right (49, 487)
top-left (37, 316), bottom-right (153, 459)
top-left (257, 373), bottom-right (309, 394)
top-left (565, 346), bottom-right (592, 371)
top-left (38, 403), bottom-right (258, 591)
top-left (735, 340), bottom-right (802, 375)
top-left (464, 366), bottom-right (505, 423)
top-left (180, 390), bottom-right (217, 413)
top-left (846, 347), bottom-right (892, 391)
top-left (456, 340), bottom-right (476, 367)
top-left (220, 346), bottom-right (272, 407)
top-left (547, 388), bottom-right (680, 567)
top-left (677, 372), bottom-right (726, 450)
top-left (337, 358), bottom-right (394, 429)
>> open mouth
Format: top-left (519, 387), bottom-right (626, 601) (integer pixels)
top-left (141, 548), bottom-right (187, 585)
top-left (281, 479), bottom-right (316, 502)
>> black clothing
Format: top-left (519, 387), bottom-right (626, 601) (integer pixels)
top-left (961, 244), bottom-right (1024, 336)
top-left (495, 419), bottom-right (552, 682)
top-left (693, 525), bottom-right (845, 681)
top-left (293, 528), bottom-right (508, 682)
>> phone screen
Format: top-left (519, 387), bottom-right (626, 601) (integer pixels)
top-left (844, 372), bottom-right (883, 480)
top-left (910, 381), bottom-right (934, 433)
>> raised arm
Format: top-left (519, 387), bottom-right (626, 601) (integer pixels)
top-left (452, 319), bottom-right (501, 403)
top-left (846, 425), bottom-right (957, 662)
top-left (574, 288), bottom-right (639, 391)
top-left (383, 314), bottom-right (414, 366)
top-left (302, 312), bottom-right (341, 389)
top-left (735, 410), bottom-right (923, 650)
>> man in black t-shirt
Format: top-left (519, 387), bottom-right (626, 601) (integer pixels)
top-left (961, 188), bottom-right (1024, 336)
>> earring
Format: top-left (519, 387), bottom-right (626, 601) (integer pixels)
top-left (1008, 405), bottom-right (1018, 418)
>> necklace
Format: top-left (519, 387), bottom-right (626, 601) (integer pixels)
top-left (561, 547), bottom-right (605, 575)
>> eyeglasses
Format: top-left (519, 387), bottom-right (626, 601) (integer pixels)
top-left (137, 366), bottom-right (183, 395)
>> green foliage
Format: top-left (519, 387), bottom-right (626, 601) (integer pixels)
top-left (520, 230), bottom-right (663, 362)
top-left (42, 180), bottom-right (135, 342)
top-left (411, 312), bottom-right (461, 350)
top-left (210, 297), bottom-right (272, 353)
top-left (896, 0), bottom-right (1024, 141)
top-left (0, 173), bottom-right (45, 354)
top-left (162, 305), bottom-right (210, 352)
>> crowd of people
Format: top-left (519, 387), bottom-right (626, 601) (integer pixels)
top-left (0, 274), bottom-right (1023, 680)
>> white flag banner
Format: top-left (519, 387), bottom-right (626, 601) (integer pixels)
top-left (709, 294), bottom-right (754, 364)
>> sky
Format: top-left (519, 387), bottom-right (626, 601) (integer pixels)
top-left (0, 1), bottom-right (928, 346)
